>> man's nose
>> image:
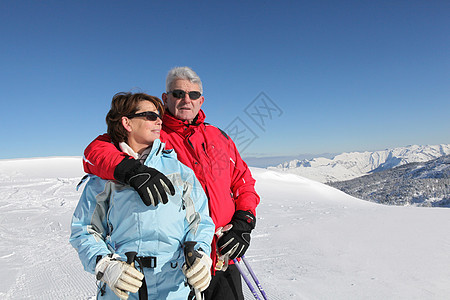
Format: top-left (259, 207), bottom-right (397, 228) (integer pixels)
top-left (182, 92), bottom-right (192, 102)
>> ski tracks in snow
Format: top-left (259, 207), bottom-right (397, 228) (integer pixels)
top-left (0, 176), bottom-right (97, 299)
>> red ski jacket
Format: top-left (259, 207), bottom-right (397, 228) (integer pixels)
top-left (83, 109), bottom-right (260, 268)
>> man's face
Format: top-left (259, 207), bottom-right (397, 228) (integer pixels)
top-left (162, 79), bottom-right (204, 123)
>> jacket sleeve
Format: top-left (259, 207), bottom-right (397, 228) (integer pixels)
top-left (83, 134), bottom-right (129, 180)
top-left (229, 138), bottom-right (261, 215)
top-left (69, 177), bottom-right (111, 274)
top-left (184, 173), bottom-right (215, 255)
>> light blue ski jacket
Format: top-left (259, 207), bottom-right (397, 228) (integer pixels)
top-left (70, 139), bottom-right (215, 299)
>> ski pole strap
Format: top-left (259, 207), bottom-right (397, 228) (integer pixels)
top-left (134, 256), bottom-right (157, 300)
top-left (125, 252), bottom-right (149, 300)
top-left (137, 256), bottom-right (157, 268)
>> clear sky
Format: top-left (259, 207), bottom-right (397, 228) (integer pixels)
top-left (1, 0), bottom-right (449, 160)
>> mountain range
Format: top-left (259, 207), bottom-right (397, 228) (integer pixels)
top-left (268, 144), bottom-right (450, 183)
top-left (328, 154), bottom-right (450, 207)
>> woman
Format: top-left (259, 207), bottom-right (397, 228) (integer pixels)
top-left (70, 92), bottom-right (215, 299)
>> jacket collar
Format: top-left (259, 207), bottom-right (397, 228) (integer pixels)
top-left (118, 139), bottom-right (165, 165)
top-left (162, 109), bottom-right (206, 132)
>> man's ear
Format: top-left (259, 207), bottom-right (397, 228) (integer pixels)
top-left (121, 117), bottom-right (133, 132)
top-left (162, 92), bottom-right (168, 106)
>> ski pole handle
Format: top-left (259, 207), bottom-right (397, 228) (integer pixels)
top-left (183, 242), bottom-right (203, 300)
top-left (125, 251), bottom-right (137, 265)
top-left (215, 225), bottom-right (232, 271)
top-left (184, 241), bottom-right (201, 268)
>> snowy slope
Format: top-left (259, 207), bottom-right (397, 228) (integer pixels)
top-left (270, 144), bottom-right (450, 183)
top-left (1, 157), bottom-right (450, 299)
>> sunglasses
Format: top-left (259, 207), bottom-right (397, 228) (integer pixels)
top-left (168, 89), bottom-right (202, 100)
top-left (126, 111), bottom-right (161, 121)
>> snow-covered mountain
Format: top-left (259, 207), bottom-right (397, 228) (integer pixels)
top-left (329, 154), bottom-right (450, 207)
top-left (1, 157), bottom-right (450, 299)
top-left (269, 144), bottom-right (450, 183)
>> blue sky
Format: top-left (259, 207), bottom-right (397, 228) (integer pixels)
top-left (1, 0), bottom-right (449, 161)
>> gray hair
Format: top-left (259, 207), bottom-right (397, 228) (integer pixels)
top-left (166, 66), bottom-right (203, 94)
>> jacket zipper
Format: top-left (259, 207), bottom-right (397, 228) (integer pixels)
top-left (202, 143), bottom-right (210, 158)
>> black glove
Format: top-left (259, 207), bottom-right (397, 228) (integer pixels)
top-left (115, 157), bottom-right (175, 206)
top-left (217, 210), bottom-right (256, 260)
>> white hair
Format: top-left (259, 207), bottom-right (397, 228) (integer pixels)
top-left (166, 66), bottom-right (203, 93)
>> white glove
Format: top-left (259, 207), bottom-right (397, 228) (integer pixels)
top-left (95, 254), bottom-right (144, 300)
top-left (182, 250), bottom-right (212, 292)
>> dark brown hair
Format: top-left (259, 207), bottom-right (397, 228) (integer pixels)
top-left (106, 92), bottom-right (164, 144)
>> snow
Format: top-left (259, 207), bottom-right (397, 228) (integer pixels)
top-left (1, 157), bottom-right (449, 299)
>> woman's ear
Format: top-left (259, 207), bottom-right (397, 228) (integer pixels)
top-left (121, 117), bottom-right (133, 132)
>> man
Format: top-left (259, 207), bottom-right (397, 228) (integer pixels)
top-left (83, 67), bottom-right (260, 299)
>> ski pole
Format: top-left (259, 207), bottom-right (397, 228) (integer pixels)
top-left (234, 259), bottom-right (261, 300)
top-left (241, 255), bottom-right (268, 300)
top-left (233, 258), bottom-right (261, 300)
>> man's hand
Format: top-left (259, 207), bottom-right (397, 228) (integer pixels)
top-left (217, 210), bottom-right (256, 260)
top-left (114, 158), bottom-right (175, 206)
top-left (95, 254), bottom-right (144, 300)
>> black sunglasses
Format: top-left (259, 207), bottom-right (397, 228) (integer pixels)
top-left (126, 111), bottom-right (161, 121)
top-left (168, 89), bottom-right (202, 100)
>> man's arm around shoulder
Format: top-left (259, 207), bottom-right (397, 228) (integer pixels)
top-left (83, 134), bottom-right (128, 180)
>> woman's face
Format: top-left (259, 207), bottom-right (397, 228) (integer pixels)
top-left (125, 101), bottom-right (162, 153)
